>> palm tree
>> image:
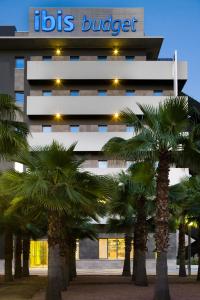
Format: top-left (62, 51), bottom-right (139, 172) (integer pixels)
top-left (169, 183), bottom-right (190, 277)
top-left (182, 176), bottom-right (200, 280)
top-left (0, 94), bottom-right (28, 159)
top-left (129, 162), bottom-right (155, 286)
top-left (105, 163), bottom-right (155, 284)
top-left (0, 93), bottom-right (28, 281)
top-left (103, 97), bottom-right (200, 300)
top-left (106, 171), bottom-right (134, 277)
top-left (0, 141), bottom-right (101, 300)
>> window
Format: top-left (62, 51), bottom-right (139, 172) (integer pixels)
top-left (15, 92), bottom-right (24, 104)
top-left (99, 238), bottom-right (134, 260)
top-left (126, 90), bottom-right (135, 96)
top-left (70, 125), bottom-right (79, 133)
top-left (70, 56), bottom-right (79, 61)
top-left (98, 90), bottom-right (107, 96)
top-left (42, 56), bottom-right (52, 61)
top-left (42, 90), bottom-right (52, 96)
top-left (153, 90), bottom-right (163, 96)
top-left (126, 125), bottom-right (134, 132)
top-left (30, 240), bottom-right (48, 267)
top-left (125, 56), bottom-right (135, 61)
top-left (42, 125), bottom-right (52, 133)
top-left (98, 125), bottom-right (108, 132)
top-left (98, 160), bottom-right (108, 169)
top-left (97, 56), bottom-right (107, 61)
top-left (70, 90), bottom-right (79, 96)
top-left (15, 57), bottom-right (24, 69)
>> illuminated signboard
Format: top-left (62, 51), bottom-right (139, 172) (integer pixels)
top-left (34, 10), bottom-right (138, 36)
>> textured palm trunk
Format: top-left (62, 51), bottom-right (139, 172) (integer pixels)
top-left (154, 152), bottom-right (171, 300)
top-left (46, 211), bottom-right (62, 300)
top-left (60, 231), bottom-right (70, 291)
top-left (22, 234), bottom-right (30, 277)
top-left (4, 229), bottom-right (13, 282)
top-left (178, 218), bottom-right (187, 277)
top-left (132, 224), bottom-right (138, 281)
top-left (196, 221), bottom-right (200, 281)
top-left (122, 232), bottom-right (132, 276)
top-left (70, 237), bottom-right (77, 279)
top-left (134, 196), bottom-right (148, 286)
top-left (14, 232), bottom-right (22, 279)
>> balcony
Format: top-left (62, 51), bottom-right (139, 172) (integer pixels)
top-left (28, 132), bottom-right (133, 152)
top-left (27, 95), bottom-right (175, 116)
top-left (27, 61), bottom-right (187, 81)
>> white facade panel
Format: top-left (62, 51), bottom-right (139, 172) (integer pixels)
top-left (27, 61), bottom-right (187, 81)
top-left (28, 132), bottom-right (133, 151)
top-left (27, 96), bottom-right (171, 115)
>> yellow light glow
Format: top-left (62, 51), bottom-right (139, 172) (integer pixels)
top-left (113, 78), bottom-right (119, 84)
top-left (55, 113), bottom-right (61, 120)
top-left (113, 48), bottom-right (119, 55)
top-left (56, 79), bottom-right (61, 85)
top-left (56, 48), bottom-right (61, 55)
top-left (114, 112), bottom-right (119, 119)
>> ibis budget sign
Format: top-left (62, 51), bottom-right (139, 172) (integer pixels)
top-left (30, 8), bottom-right (144, 37)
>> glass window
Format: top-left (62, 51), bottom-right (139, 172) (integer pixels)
top-left (42, 90), bottom-right (52, 96)
top-left (15, 92), bottom-right (24, 104)
top-left (98, 90), bottom-right (107, 96)
top-left (98, 125), bottom-right (108, 132)
top-left (126, 90), bottom-right (135, 96)
top-left (99, 238), bottom-right (134, 260)
top-left (42, 56), bottom-right (52, 61)
top-left (15, 57), bottom-right (25, 69)
top-left (99, 239), bottom-right (108, 259)
top-left (30, 240), bottom-right (48, 267)
top-left (153, 90), bottom-right (163, 96)
top-left (70, 90), bottom-right (79, 96)
top-left (70, 125), bottom-right (79, 133)
top-left (76, 240), bottom-right (80, 260)
top-left (97, 56), bottom-right (107, 61)
top-left (70, 56), bottom-right (79, 61)
top-left (126, 125), bottom-right (134, 132)
top-left (98, 160), bottom-right (108, 169)
top-left (42, 125), bottom-right (52, 133)
top-left (125, 56), bottom-right (135, 61)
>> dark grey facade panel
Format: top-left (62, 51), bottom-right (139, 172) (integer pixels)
top-left (0, 26), bottom-right (16, 36)
top-left (0, 55), bottom-right (15, 96)
top-left (79, 238), bottom-right (99, 259)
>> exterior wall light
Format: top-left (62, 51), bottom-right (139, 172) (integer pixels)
top-left (56, 48), bottom-right (61, 55)
top-left (55, 113), bottom-right (61, 120)
top-left (113, 78), bottom-right (119, 84)
top-left (56, 79), bottom-right (61, 85)
top-left (113, 49), bottom-right (119, 55)
top-left (114, 112), bottom-right (119, 119)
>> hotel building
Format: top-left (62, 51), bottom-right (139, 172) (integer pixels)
top-left (0, 7), bottom-right (190, 271)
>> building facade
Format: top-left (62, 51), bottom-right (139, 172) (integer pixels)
top-left (0, 7), bottom-right (189, 271)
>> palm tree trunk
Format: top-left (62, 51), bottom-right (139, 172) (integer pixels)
top-left (122, 232), bottom-right (132, 276)
top-left (4, 229), bottom-right (13, 282)
top-left (14, 232), bottom-right (22, 279)
top-left (46, 211), bottom-right (62, 300)
top-left (154, 152), bottom-right (171, 300)
top-left (22, 234), bottom-right (30, 277)
top-left (132, 224), bottom-right (138, 281)
top-left (70, 237), bottom-right (77, 279)
top-left (178, 217), bottom-right (187, 277)
top-left (60, 233), bottom-right (70, 291)
top-left (134, 196), bottom-right (148, 286)
top-left (196, 220), bottom-right (200, 281)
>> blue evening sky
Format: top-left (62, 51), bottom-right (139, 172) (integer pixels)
top-left (0, 0), bottom-right (199, 100)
